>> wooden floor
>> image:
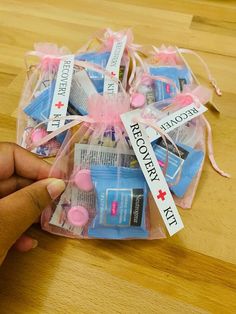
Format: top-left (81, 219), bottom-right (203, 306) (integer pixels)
top-left (0, 0), bottom-right (236, 313)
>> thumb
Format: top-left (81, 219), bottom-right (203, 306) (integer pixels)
top-left (0, 178), bottom-right (65, 256)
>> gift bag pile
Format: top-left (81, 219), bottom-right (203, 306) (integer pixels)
top-left (17, 28), bottom-right (229, 239)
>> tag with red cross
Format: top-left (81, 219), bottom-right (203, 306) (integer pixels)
top-left (121, 109), bottom-right (184, 236)
top-left (47, 55), bottom-right (74, 131)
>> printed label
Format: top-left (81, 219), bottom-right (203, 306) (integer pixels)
top-left (74, 144), bottom-right (136, 168)
top-left (130, 188), bottom-right (144, 226)
top-left (101, 188), bottom-right (143, 227)
top-left (146, 90), bottom-right (156, 105)
top-left (179, 78), bottom-right (187, 91)
top-left (69, 69), bottom-right (97, 115)
top-left (105, 189), bottom-right (131, 226)
top-left (47, 55), bottom-right (74, 131)
top-left (146, 103), bottom-right (207, 142)
top-left (103, 36), bottom-right (127, 94)
top-left (156, 81), bottom-right (175, 101)
top-left (100, 189), bottom-right (143, 227)
top-left (121, 111), bottom-right (184, 236)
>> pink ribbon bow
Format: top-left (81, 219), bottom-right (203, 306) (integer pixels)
top-left (151, 45), bottom-right (183, 66)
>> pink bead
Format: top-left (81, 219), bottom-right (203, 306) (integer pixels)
top-left (31, 128), bottom-right (48, 144)
top-left (67, 206), bottom-right (89, 227)
top-left (131, 93), bottom-right (146, 108)
top-left (73, 169), bottom-right (93, 192)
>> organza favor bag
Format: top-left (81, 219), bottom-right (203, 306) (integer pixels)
top-left (41, 93), bottom-right (166, 239)
top-left (129, 45), bottom-right (222, 109)
top-left (17, 43), bottom-right (71, 157)
top-left (137, 85), bottom-right (229, 208)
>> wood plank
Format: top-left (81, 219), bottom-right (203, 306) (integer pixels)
top-left (0, 0), bottom-right (235, 312)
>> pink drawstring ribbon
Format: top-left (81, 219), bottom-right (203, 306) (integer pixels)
top-left (25, 43), bottom-right (71, 71)
top-left (202, 116), bottom-right (230, 178)
top-left (172, 86), bottom-right (229, 178)
top-left (149, 45), bottom-right (222, 96)
top-left (24, 43), bottom-right (71, 104)
top-left (151, 45), bottom-right (183, 66)
top-left (178, 48), bottom-right (222, 96)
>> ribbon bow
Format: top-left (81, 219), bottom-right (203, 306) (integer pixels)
top-left (151, 45), bottom-right (183, 66)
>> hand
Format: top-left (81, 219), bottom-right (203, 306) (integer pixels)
top-left (0, 143), bottom-right (65, 265)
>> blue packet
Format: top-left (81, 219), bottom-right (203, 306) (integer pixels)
top-left (149, 66), bottom-right (192, 101)
top-left (88, 166), bottom-right (149, 239)
top-left (153, 138), bottom-right (204, 197)
top-left (23, 80), bottom-right (67, 144)
top-left (23, 80), bottom-right (56, 122)
top-left (75, 52), bottom-right (110, 93)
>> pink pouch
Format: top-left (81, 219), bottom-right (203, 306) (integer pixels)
top-left (41, 92), bottom-right (166, 240)
top-left (137, 84), bottom-right (229, 209)
top-left (17, 43), bottom-right (71, 157)
top-left (129, 45), bottom-right (222, 109)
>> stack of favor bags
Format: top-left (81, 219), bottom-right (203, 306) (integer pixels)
top-left (16, 29), bottom-right (229, 240)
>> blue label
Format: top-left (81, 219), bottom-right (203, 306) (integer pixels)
top-left (149, 66), bottom-right (191, 101)
top-left (24, 81), bottom-right (56, 122)
top-left (105, 189), bottom-right (132, 226)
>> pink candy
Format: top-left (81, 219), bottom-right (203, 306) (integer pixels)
top-left (31, 128), bottom-right (48, 144)
top-left (72, 169), bottom-right (93, 192)
top-left (131, 93), bottom-right (146, 108)
top-left (67, 206), bottom-right (89, 227)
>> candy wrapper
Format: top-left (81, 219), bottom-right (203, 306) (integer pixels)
top-left (41, 93), bottom-right (166, 239)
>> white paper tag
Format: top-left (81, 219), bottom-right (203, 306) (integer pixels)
top-left (47, 55), bottom-right (74, 131)
top-left (121, 111), bottom-right (184, 236)
top-left (103, 36), bottom-right (127, 94)
top-left (146, 103), bottom-right (207, 142)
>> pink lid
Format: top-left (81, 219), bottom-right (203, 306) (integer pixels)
top-left (67, 206), bottom-right (89, 227)
top-left (31, 128), bottom-right (48, 144)
top-left (73, 169), bottom-right (93, 192)
top-left (131, 93), bottom-right (146, 108)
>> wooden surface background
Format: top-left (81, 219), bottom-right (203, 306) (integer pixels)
top-left (0, 0), bottom-right (236, 313)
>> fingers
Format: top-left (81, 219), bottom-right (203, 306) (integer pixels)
top-left (0, 175), bottom-right (33, 198)
top-left (0, 142), bottom-right (52, 180)
top-left (13, 234), bottom-right (38, 252)
top-left (0, 178), bottom-right (65, 261)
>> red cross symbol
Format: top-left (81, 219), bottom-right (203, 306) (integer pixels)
top-left (157, 189), bottom-right (166, 201)
top-left (55, 101), bottom-right (64, 109)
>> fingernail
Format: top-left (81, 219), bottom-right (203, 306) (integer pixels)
top-left (47, 179), bottom-right (66, 200)
top-left (32, 239), bottom-right (38, 249)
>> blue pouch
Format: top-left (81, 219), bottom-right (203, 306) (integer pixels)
top-left (75, 52), bottom-right (110, 93)
top-left (153, 138), bottom-right (204, 197)
top-left (23, 80), bottom-right (56, 122)
top-left (88, 166), bottom-right (149, 239)
top-left (149, 66), bottom-right (192, 101)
